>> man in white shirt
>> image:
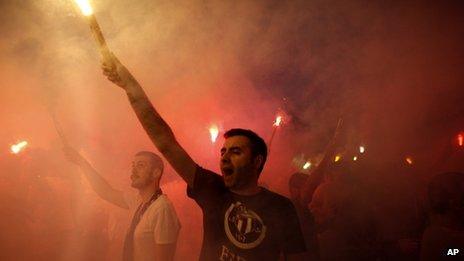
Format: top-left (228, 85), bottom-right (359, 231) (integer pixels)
top-left (64, 148), bottom-right (180, 261)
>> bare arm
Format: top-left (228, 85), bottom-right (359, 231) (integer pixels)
top-left (300, 119), bottom-right (342, 206)
top-left (155, 243), bottom-right (177, 261)
top-left (101, 53), bottom-right (197, 188)
top-left (63, 146), bottom-right (128, 209)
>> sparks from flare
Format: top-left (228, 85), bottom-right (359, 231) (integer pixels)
top-left (353, 156), bottom-right (358, 161)
top-left (334, 155), bottom-right (341, 162)
top-left (10, 141), bottom-right (28, 154)
top-left (303, 161), bottom-right (311, 170)
top-left (75, 0), bottom-right (93, 16)
top-left (209, 125), bottom-right (219, 143)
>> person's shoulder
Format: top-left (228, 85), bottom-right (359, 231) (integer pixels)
top-left (153, 194), bottom-right (175, 208)
top-left (261, 188), bottom-right (294, 207)
top-left (191, 165), bottom-right (225, 189)
top-left (196, 165), bottom-right (222, 179)
top-left (146, 195), bottom-right (179, 219)
top-left (423, 225), bottom-right (464, 241)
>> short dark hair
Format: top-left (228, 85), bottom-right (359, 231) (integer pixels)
top-left (135, 151), bottom-right (164, 174)
top-left (289, 172), bottom-right (308, 189)
top-left (223, 128), bottom-right (268, 174)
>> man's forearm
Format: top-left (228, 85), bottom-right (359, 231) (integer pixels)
top-left (75, 159), bottom-right (128, 209)
top-left (124, 82), bottom-right (176, 152)
top-left (79, 161), bottom-right (115, 197)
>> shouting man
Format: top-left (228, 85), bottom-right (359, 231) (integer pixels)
top-left (100, 53), bottom-right (306, 260)
top-left (64, 147), bottom-right (180, 261)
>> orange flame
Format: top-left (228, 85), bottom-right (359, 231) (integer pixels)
top-left (10, 141), bottom-right (28, 154)
top-left (458, 133), bottom-right (463, 147)
top-left (406, 157), bottom-right (413, 165)
top-left (273, 116), bottom-right (282, 127)
top-left (209, 125), bottom-right (219, 143)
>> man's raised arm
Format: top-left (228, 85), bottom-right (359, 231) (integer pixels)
top-left (300, 119), bottom-right (342, 206)
top-left (63, 146), bottom-right (128, 209)
top-left (101, 53), bottom-right (197, 188)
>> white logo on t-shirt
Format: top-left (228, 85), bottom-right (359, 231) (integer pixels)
top-left (224, 202), bottom-right (266, 249)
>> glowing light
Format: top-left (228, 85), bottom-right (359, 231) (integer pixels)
top-left (406, 157), bottom-right (413, 165)
top-left (10, 141), bottom-right (28, 154)
top-left (273, 116), bottom-right (282, 127)
top-left (209, 125), bottom-right (219, 143)
top-left (303, 161), bottom-right (311, 170)
top-left (359, 146), bottom-right (365, 154)
top-left (353, 156), bottom-right (358, 161)
top-left (75, 0), bottom-right (93, 16)
top-left (458, 133), bottom-right (463, 147)
top-left (334, 155), bottom-right (341, 162)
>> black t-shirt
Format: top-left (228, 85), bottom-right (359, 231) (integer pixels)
top-left (187, 166), bottom-right (306, 261)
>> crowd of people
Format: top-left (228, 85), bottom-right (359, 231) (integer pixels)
top-left (1, 51), bottom-right (463, 261)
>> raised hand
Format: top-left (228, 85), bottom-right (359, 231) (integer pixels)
top-left (101, 52), bottom-right (137, 89)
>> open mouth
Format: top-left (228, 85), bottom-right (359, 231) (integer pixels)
top-left (222, 168), bottom-right (234, 176)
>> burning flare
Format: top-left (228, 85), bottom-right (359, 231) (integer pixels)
top-left (75, 0), bottom-right (93, 16)
top-left (458, 133), bottom-right (463, 147)
top-left (303, 161), bottom-right (311, 170)
top-left (273, 116), bottom-right (282, 127)
top-left (209, 125), bottom-right (219, 143)
top-left (359, 146), bottom-right (365, 154)
top-left (10, 141), bottom-right (28, 154)
top-left (406, 157), bottom-right (413, 165)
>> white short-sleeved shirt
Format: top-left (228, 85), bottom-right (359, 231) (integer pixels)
top-left (125, 194), bottom-right (181, 261)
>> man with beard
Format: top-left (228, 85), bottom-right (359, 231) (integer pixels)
top-left (64, 147), bottom-right (180, 261)
top-left (100, 53), bottom-right (305, 260)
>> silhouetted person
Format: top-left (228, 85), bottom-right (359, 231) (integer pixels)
top-left (310, 161), bottom-right (376, 260)
top-left (421, 172), bottom-right (464, 260)
top-left (289, 172), bottom-right (319, 260)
